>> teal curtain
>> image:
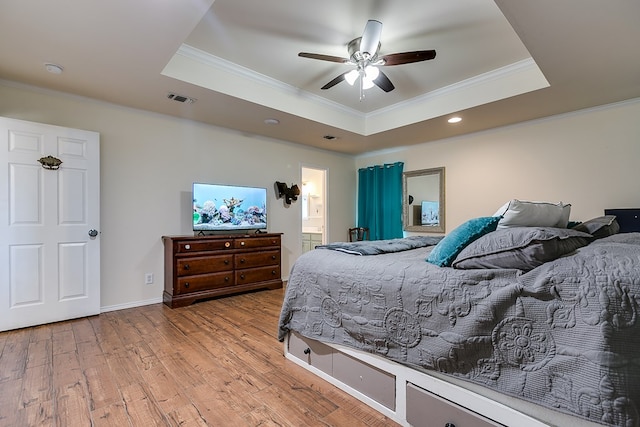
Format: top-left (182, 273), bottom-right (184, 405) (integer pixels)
top-left (357, 162), bottom-right (404, 240)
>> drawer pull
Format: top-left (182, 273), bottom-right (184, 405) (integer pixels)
top-left (240, 274), bottom-right (245, 280)
top-left (224, 241), bottom-right (231, 248)
top-left (303, 348), bottom-right (311, 355)
top-left (184, 264), bottom-right (190, 270)
top-left (271, 270), bottom-right (276, 275)
top-left (224, 259), bottom-right (229, 265)
top-left (240, 258), bottom-right (245, 264)
top-left (185, 244), bottom-right (191, 250)
top-left (184, 282), bottom-right (190, 288)
top-left (225, 276), bottom-right (229, 282)
top-left (240, 241), bottom-right (246, 246)
top-left (271, 255), bottom-right (276, 260)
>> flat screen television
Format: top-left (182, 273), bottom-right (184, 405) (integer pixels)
top-left (193, 183), bottom-right (267, 233)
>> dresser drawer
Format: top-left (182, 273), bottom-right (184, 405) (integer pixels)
top-left (235, 250), bottom-right (279, 269)
top-left (406, 382), bottom-right (502, 427)
top-left (236, 265), bottom-right (281, 284)
top-left (176, 239), bottom-right (232, 253)
top-left (234, 236), bottom-right (280, 249)
top-left (176, 272), bottom-right (234, 294)
top-left (176, 255), bottom-right (233, 276)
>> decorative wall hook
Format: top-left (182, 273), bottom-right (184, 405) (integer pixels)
top-left (275, 181), bottom-right (301, 205)
top-left (38, 155), bottom-right (63, 170)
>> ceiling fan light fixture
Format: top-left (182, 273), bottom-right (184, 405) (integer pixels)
top-left (365, 65), bottom-right (379, 80)
top-left (362, 77), bottom-right (375, 90)
top-left (345, 70), bottom-right (359, 86)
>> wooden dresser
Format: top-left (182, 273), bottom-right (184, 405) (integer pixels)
top-left (162, 233), bottom-right (282, 308)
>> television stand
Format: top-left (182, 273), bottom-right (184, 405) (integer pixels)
top-left (162, 233), bottom-right (283, 308)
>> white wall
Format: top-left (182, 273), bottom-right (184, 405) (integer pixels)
top-left (357, 98), bottom-right (640, 232)
top-left (0, 82), bottom-right (356, 310)
top-left (4, 79), bottom-right (640, 310)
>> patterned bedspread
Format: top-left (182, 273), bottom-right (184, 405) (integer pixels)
top-left (315, 235), bottom-right (442, 255)
top-left (278, 233), bottom-right (640, 426)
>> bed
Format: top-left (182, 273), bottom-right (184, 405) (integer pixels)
top-left (278, 207), bottom-right (640, 427)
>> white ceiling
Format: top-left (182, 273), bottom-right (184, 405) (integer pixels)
top-left (1, 0), bottom-right (639, 155)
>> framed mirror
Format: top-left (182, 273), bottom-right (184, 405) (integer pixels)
top-left (402, 167), bottom-right (445, 233)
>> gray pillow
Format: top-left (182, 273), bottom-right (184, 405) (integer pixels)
top-left (571, 215), bottom-right (620, 239)
top-left (452, 227), bottom-right (593, 271)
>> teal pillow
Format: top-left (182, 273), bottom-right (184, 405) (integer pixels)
top-left (427, 216), bottom-right (501, 267)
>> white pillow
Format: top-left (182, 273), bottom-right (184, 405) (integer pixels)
top-left (493, 199), bottom-right (571, 229)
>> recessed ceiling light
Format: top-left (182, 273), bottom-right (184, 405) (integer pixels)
top-left (447, 116), bottom-right (462, 124)
top-left (264, 118), bottom-right (280, 125)
top-left (44, 63), bottom-right (63, 74)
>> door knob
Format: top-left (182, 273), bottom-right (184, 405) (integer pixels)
top-left (88, 229), bottom-right (99, 237)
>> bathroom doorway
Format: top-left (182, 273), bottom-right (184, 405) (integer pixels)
top-left (301, 166), bottom-right (326, 253)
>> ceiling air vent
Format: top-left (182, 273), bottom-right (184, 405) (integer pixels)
top-left (167, 92), bottom-right (196, 104)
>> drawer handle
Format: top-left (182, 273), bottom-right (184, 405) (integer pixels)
top-left (271, 270), bottom-right (276, 275)
top-left (224, 242), bottom-right (231, 248)
top-left (240, 258), bottom-right (245, 264)
top-left (184, 282), bottom-right (190, 288)
top-left (224, 260), bottom-right (229, 265)
top-left (184, 264), bottom-right (190, 270)
top-left (303, 348), bottom-right (311, 355)
top-left (225, 276), bottom-right (229, 282)
top-left (271, 255), bottom-right (276, 260)
top-left (240, 241), bottom-right (245, 246)
top-left (185, 244), bottom-right (191, 250)
top-left (240, 274), bottom-right (245, 280)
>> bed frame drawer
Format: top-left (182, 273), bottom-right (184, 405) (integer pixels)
top-left (333, 352), bottom-right (395, 410)
top-left (288, 333), bottom-right (333, 375)
top-left (406, 382), bottom-right (502, 427)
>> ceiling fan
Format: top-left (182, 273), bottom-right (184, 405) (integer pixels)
top-left (299, 20), bottom-right (436, 99)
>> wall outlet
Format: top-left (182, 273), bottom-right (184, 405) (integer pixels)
top-left (144, 273), bottom-right (154, 285)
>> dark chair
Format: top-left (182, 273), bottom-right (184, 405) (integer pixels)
top-left (348, 227), bottom-right (370, 242)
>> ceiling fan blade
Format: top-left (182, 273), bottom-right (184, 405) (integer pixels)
top-left (360, 20), bottom-right (382, 56)
top-left (298, 52), bottom-right (349, 64)
top-left (381, 50), bottom-right (436, 66)
top-left (373, 70), bottom-right (395, 92)
top-left (321, 72), bottom-right (349, 90)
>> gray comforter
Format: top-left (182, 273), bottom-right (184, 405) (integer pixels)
top-left (315, 235), bottom-right (443, 255)
top-left (278, 233), bottom-right (640, 426)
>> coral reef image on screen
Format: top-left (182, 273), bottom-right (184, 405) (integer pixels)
top-left (193, 183), bottom-right (267, 231)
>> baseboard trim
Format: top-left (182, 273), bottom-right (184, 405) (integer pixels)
top-left (100, 297), bottom-right (163, 313)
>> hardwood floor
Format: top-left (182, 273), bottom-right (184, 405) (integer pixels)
top-left (0, 288), bottom-right (398, 426)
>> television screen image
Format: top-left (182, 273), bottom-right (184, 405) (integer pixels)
top-left (193, 183), bottom-right (267, 233)
top-left (421, 201), bottom-right (439, 226)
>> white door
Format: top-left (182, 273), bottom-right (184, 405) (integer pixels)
top-left (0, 117), bottom-right (100, 332)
